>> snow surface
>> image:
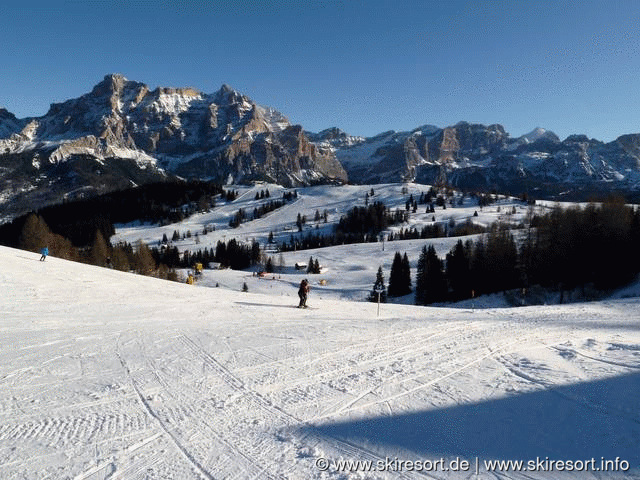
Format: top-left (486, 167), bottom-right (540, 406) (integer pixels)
top-left (334, 132), bottom-right (398, 168)
top-left (113, 183), bottom-right (540, 303)
top-left (1, 245), bottom-right (640, 479)
top-left (519, 127), bottom-right (552, 144)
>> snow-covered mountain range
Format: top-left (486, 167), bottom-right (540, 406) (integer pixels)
top-left (3, 74), bottom-right (640, 219)
top-left (313, 123), bottom-right (640, 198)
top-left (0, 74), bottom-right (346, 219)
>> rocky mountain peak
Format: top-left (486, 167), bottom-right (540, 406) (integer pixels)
top-left (100, 73), bottom-right (128, 89)
top-left (410, 125), bottom-right (440, 137)
top-left (519, 127), bottom-right (560, 144)
top-left (87, 74), bottom-right (145, 104)
top-left (153, 86), bottom-right (201, 98)
top-left (0, 74), bottom-right (347, 210)
top-left (0, 108), bottom-right (24, 138)
top-left (318, 127), bottom-right (347, 138)
top-left (214, 84), bottom-right (243, 104)
top-left (306, 127), bottom-right (367, 149)
top-left (218, 83), bottom-right (234, 94)
top-left (0, 108), bottom-right (17, 121)
top-left (564, 134), bottom-right (595, 145)
top-left (306, 127), bottom-right (348, 143)
top-left (615, 134), bottom-right (640, 168)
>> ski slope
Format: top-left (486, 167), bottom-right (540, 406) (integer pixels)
top-left (113, 183), bottom-right (534, 249)
top-left (1, 245), bottom-right (639, 479)
top-left (112, 183), bottom-right (540, 303)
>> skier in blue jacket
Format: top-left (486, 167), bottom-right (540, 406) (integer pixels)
top-left (40, 247), bottom-right (49, 261)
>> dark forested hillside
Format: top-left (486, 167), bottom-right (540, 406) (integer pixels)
top-left (0, 180), bottom-right (223, 248)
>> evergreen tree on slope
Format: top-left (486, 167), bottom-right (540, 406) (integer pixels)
top-left (369, 266), bottom-right (387, 303)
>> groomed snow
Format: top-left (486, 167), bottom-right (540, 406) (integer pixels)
top-left (1, 245), bottom-right (639, 479)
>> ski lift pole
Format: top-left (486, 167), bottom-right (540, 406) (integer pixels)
top-left (374, 284), bottom-right (385, 317)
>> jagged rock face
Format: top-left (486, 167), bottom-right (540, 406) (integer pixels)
top-left (328, 121), bottom-right (640, 198)
top-left (0, 109), bottom-right (25, 139)
top-left (0, 74), bottom-right (347, 218)
top-left (615, 134), bottom-right (640, 170)
top-left (429, 122), bottom-right (509, 164)
top-left (306, 127), bottom-right (365, 148)
top-left (0, 74), bottom-right (347, 182)
top-left (318, 126), bottom-right (440, 183)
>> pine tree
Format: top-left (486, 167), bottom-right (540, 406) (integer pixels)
top-left (91, 230), bottom-right (110, 267)
top-left (401, 253), bottom-right (412, 294)
top-left (369, 266), bottom-right (387, 303)
top-left (134, 240), bottom-right (156, 275)
top-left (485, 227), bottom-right (519, 293)
top-left (47, 232), bottom-right (78, 261)
top-left (19, 214), bottom-right (50, 253)
top-left (446, 240), bottom-right (472, 300)
top-left (111, 244), bottom-right (131, 272)
top-left (307, 256), bottom-right (315, 274)
top-left (251, 241), bottom-right (261, 265)
top-left (265, 256), bottom-right (274, 273)
top-left (415, 246), bottom-right (427, 305)
top-left (388, 252), bottom-right (404, 297)
top-left (469, 237), bottom-right (487, 295)
top-left (421, 245), bottom-right (447, 304)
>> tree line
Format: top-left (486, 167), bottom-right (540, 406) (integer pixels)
top-left (151, 238), bottom-right (262, 271)
top-left (0, 180), bottom-right (225, 248)
top-left (0, 180), bottom-right (235, 282)
top-left (14, 213), bottom-right (180, 280)
top-left (371, 200), bottom-right (640, 305)
top-left (229, 197), bottom-right (291, 228)
top-left (280, 201), bottom-right (408, 252)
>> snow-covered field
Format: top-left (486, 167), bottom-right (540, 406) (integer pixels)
top-left (112, 183), bottom-right (539, 303)
top-left (1, 245), bottom-right (639, 479)
top-left (113, 183), bottom-right (533, 249)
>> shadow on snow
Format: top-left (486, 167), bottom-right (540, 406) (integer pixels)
top-left (294, 372), bottom-right (640, 468)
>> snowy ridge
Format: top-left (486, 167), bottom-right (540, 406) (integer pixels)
top-left (256, 104), bottom-right (290, 132)
top-left (325, 121), bottom-right (640, 195)
top-left (150, 90), bottom-right (203, 117)
top-left (335, 131), bottom-right (397, 168)
top-left (519, 127), bottom-right (556, 144)
top-left (0, 75), bottom-right (347, 219)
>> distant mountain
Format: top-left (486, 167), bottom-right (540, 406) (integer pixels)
top-left (517, 127), bottom-right (560, 145)
top-left (313, 122), bottom-right (640, 198)
top-left (3, 74), bottom-right (640, 222)
top-left (0, 74), bottom-right (347, 219)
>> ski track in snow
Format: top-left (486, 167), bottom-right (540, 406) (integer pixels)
top-left (1, 245), bottom-right (640, 479)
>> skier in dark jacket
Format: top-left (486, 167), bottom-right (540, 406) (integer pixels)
top-left (298, 279), bottom-right (310, 308)
top-left (40, 247), bottom-right (49, 261)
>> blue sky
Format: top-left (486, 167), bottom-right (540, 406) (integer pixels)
top-left (1, 0), bottom-right (639, 141)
